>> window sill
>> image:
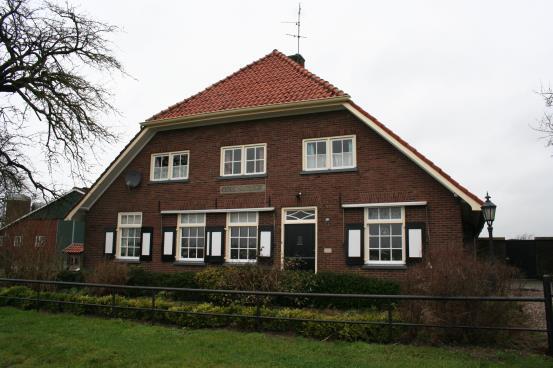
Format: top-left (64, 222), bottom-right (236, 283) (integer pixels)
top-left (114, 258), bottom-right (140, 264)
top-left (148, 179), bottom-right (189, 185)
top-left (217, 174), bottom-right (267, 180)
top-left (173, 261), bottom-right (206, 267)
top-left (362, 264), bottom-right (407, 270)
top-left (300, 168), bottom-right (357, 175)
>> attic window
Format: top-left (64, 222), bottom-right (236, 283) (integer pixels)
top-left (303, 135), bottom-right (356, 171)
top-left (150, 151), bottom-right (189, 181)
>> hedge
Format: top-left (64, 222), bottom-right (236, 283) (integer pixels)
top-left (124, 267), bottom-right (400, 309)
top-left (0, 286), bottom-right (394, 343)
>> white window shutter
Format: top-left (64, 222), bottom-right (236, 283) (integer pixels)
top-left (141, 232), bottom-right (151, 256)
top-left (259, 230), bottom-right (272, 257)
top-left (408, 229), bottom-right (423, 258)
top-left (163, 231), bottom-right (174, 255)
top-left (104, 231), bottom-right (115, 255)
top-left (211, 231), bottom-right (222, 257)
top-left (347, 229), bottom-right (361, 257)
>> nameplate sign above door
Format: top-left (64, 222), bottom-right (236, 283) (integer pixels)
top-left (220, 184), bottom-right (266, 194)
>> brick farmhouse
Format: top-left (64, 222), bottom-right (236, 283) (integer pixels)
top-left (66, 50), bottom-right (485, 278)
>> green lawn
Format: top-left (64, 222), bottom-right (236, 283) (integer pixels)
top-left (0, 307), bottom-right (551, 368)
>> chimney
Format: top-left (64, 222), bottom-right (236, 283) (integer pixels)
top-left (288, 54), bottom-right (305, 67)
top-left (4, 195), bottom-right (31, 224)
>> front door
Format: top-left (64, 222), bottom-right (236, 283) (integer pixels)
top-left (284, 223), bottom-right (315, 271)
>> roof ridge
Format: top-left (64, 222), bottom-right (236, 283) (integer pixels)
top-left (147, 49), bottom-right (346, 122)
top-left (271, 50), bottom-right (346, 97)
top-left (147, 50), bottom-right (281, 121)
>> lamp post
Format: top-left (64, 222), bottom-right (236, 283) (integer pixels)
top-left (481, 192), bottom-right (497, 261)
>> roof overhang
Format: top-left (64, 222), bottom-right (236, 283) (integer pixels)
top-left (65, 97), bottom-right (349, 220)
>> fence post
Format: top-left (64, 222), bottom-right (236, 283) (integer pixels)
top-left (151, 290), bottom-right (157, 321)
top-left (111, 290), bottom-right (116, 317)
top-left (35, 288), bottom-right (40, 312)
top-left (543, 275), bottom-right (553, 356)
top-left (255, 295), bottom-right (262, 331)
top-left (387, 302), bottom-right (393, 342)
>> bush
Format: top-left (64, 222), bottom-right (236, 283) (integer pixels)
top-left (85, 261), bottom-right (129, 295)
top-left (127, 267), bottom-right (199, 300)
top-left (399, 246), bottom-right (524, 345)
top-left (56, 270), bottom-right (85, 283)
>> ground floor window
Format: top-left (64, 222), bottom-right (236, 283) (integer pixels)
top-left (117, 212), bottom-right (142, 259)
top-left (68, 255), bottom-right (81, 271)
top-left (227, 212), bottom-right (258, 262)
top-left (178, 213), bottom-right (206, 261)
top-left (366, 207), bottom-right (404, 264)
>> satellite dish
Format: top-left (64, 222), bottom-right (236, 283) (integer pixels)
top-left (125, 170), bottom-right (142, 189)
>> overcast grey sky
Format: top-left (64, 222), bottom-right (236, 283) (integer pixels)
top-left (44, 0), bottom-right (552, 238)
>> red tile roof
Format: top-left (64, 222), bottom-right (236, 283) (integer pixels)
top-left (63, 243), bottom-right (84, 254)
top-left (148, 50), bottom-right (346, 121)
top-left (349, 102), bottom-right (483, 206)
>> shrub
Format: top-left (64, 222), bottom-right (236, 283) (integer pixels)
top-left (399, 246), bottom-right (524, 345)
top-left (85, 261), bottom-right (129, 295)
top-left (127, 267), bottom-right (200, 300)
top-left (56, 270), bottom-right (85, 283)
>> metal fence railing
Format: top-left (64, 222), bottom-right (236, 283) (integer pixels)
top-left (1, 276), bottom-right (552, 354)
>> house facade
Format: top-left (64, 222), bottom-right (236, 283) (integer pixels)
top-left (0, 189), bottom-right (86, 270)
top-left (66, 50), bottom-right (484, 279)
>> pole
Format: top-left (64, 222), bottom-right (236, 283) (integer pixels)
top-left (543, 275), bottom-right (553, 355)
top-left (488, 225), bottom-right (494, 261)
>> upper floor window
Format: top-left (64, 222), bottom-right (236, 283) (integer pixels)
top-left (35, 235), bottom-right (47, 247)
top-left (150, 151), bottom-right (189, 181)
top-left (227, 212), bottom-right (258, 262)
top-left (13, 235), bottom-right (22, 247)
top-left (303, 135), bottom-right (356, 171)
top-left (117, 212), bottom-right (142, 259)
top-left (178, 213), bottom-right (206, 261)
top-left (221, 144), bottom-right (266, 176)
top-left (366, 207), bottom-right (404, 264)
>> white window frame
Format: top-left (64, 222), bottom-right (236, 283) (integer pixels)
top-left (13, 235), bottom-right (22, 247)
top-left (177, 213), bottom-right (206, 261)
top-left (226, 211), bottom-right (258, 263)
top-left (220, 143), bottom-right (267, 177)
top-left (116, 212), bottom-right (142, 260)
top-left (150, 151), bottom-right (190, 181)
top-left (302, 135), bottom-right (356, 171)
top-left (35, 235), bottom-right (47, 247)
top-left (365, 206), bottom-right (405, 265)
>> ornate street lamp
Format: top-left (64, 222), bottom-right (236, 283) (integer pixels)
top-left (481, 192), bottom-right (497, 260)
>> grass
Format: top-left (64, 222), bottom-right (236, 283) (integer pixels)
top-left (0, 307), bottom-right (551, 368)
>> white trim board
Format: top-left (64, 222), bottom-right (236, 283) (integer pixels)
top-left (343, 102), bottom-right (482, 211)
top-left (161, 207), bottom-right (275, 215)
top-left (342, 201), bottom-right (427, 208)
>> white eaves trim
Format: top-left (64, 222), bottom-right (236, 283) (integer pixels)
top-left (343, 103), bottom-right (482, 211)
top-left (342, 201), bottom-right (427, 209)
top-left (161, 207), bottom-right (275, 215)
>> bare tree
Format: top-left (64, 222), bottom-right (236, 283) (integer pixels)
top-left (0, 0), bottom-right (123, 200)
top-left (537, 87), bottom-right (553, 149)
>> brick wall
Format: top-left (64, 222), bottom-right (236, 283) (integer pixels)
top-left (84, 110), bottom-right (466, 280)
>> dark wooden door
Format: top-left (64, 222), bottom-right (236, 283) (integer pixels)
top-left (284, 224), bottom-right (315, 271)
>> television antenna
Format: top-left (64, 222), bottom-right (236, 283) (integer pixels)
top-left (282, 3), bottom-right (306, 54)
